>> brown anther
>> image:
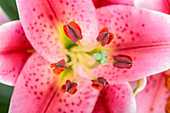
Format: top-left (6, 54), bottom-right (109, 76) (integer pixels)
top-left (50, 59), bottom-right (69, 75)
top-left (165, 96), bottom-right (170, 113)
top-left (63, 21), bottom-right (83, 43)
top-left (113, 54), bottom-right (133, 69)
top-left (96, 27), bottom-right (114, 46)
top-left (165, 74), bottom-right (170, 90)
top-left (91, 77), bottom-right (109, 90)
top-left (61, 80), bottom-right (78, 95)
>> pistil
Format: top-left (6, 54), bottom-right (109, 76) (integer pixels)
top-left (50, 21), bottom-right (133, 95)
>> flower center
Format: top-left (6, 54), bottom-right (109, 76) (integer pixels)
top-left (51, 21), bottom-right (133, 95)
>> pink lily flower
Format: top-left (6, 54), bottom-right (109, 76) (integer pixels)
top-left (135, 70), bottom-right (170, 113)
top-left (92, 0), bottom-right (134, 8)
top-left (0, 0), bottom-right (170, 112)
top-left (0, 21), bottom-right (33, 85)
top-left (93, 0), bottom-right (170, 15)
top-left (134, 0), bottom-right (170, 14)
top-left (93, 0), bottom-right (170, 112)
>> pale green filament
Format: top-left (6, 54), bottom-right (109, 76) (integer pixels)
top-left (61, 37), bottom-right (115, 82)
top-left (77, 53), bottom-right (100, 69)
top-left (72, 59), bottom-right (78, 82)
top-left (70, 42), bottom-right (101, 52)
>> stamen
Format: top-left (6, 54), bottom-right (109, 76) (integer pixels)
top-left (91, 77), bottom-right (109, 90)
top-left (165, 96), bottom-right (170, 113)
top-left (165, 74), bottom-right (170, 90)
top-left (72, 59), bottom-right (78, 82)
top-left (63, 21), bottom-right (83, 43)
top-left (50, 59), bottom-right (69, 75)
top-left (96, 27), bottom-right (114, 46)
top-left (93, 50), bottom-right (107, 65)
top-left (61, 80), bottom-right (78, 95)
top-left (70, 42), bottom-right (101, 52)
top-left (77, 53), bottom-right (100, 69)
top-left (113, 54), bottom-right (133, 69)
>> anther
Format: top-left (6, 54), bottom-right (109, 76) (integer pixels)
top-left (61, 80), bottom-right (78, 95)
top-left (91, 77), bottom-right (109, 90)
top-left (165, 74), bottom-right (170, 90)
top-left (93, 50), bottom-right (107, 65)
top-left (63, 21), bottom-right (83, 43)
top-left (96, 27), bottom-right (114, 46)
top-left (165, 96), bottom-right (170, 113)
top-left (113, 54), bottom-right (133, 69)
top-left (50, 59), bottom-right (69, 75)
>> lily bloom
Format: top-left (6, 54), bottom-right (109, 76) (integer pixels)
top-left (135, 70), bottom-right (170, 113)
top-left (0, 0), bottom-right (170, 113)
top-left (92, 0), bottom-right (170, 15)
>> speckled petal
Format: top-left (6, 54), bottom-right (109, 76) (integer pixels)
top-left (92, 0), bottom-right (134, 8)
top-left (0, 21), bottom-right (32, 86)
top-left (46, 77), bottom-right (99, 113)
top-left (136, 70), bottom-right (170, 113)
top-left (16, 0), bottom-right (98, 63)
top-left (9, 52), bottom-right (58, 113)
top-left (134, 0), bottom-right (170, 14)
top-left (92, 83), bottom-right (136, 113)
top-left (88, 5), bottom-right (170, 83)
top-left (9, 52), bottom-right (99, 113)
top-left (16, 0), bottom-right (67, 63)
top-left (46, 0), bottom-right (98, 45)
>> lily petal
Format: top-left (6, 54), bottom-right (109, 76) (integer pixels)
top-left (134, 0), bottom-right (170, 14)
top-left (135, 71), bottom-right (170, 113)
top-left (92, 0), bottom-right (134, 8)
top-left (9, 52), bottom-right (99, 113)
top-left (48, 0), bottom-right (98, 44)
top-left (0, 21), bottom-right (32, 86)
top-left (16, 0), bottom-right (67, 63)
top-left (16, 0), bottom-right (98, 63)
top-left (92, 83), bottom-right (136, 113)
top-left (46, 78), bottom-right (99, 113)
top-left (88, 5), bottom-right (170, 83)
top-left (0, 7), bottom-right (10, 25)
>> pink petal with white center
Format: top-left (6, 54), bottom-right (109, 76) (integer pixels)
top-left (92, 0), bottom-right (134, 8)
top-left (135, 70), bottom-right (170, 113)
top-left (0, 7), bottom-right (10, 25)
top-left (43, 0), bottom-right (99, 45)
top-left (134, 0), bottom-right (170, 14)
top-left (9, 52), bottom-right (99, 113)
top-left (16, 0), bottom-right (67, 63)
top-left (0, 21), bottom-right (32, 86)
top-left (86, 5), bottom-right (170, 83)
top-left (92, 83), bottom-right (136, 113)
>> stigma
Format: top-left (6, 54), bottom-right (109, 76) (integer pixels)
top-left (50, 21), bottom-right (133, 95)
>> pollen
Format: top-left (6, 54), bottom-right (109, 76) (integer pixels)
top-left (50, 59), bottom-right (69, 75)
top-left (63, 21), bottom-right (83, 43)
top-left (91, 77), bottom-right (109, 90)
top-left (96, 27), bottom-right (114, 46)
top-left (113, 54), bottom-right (133, 69)
top-left (61, 80), bottom-right (78, 95)
top-left (165, 74), bottom-right (170, 90)
top-left (49, 21), bottom-right (133, 96)
top-left (165, 96), bottom-right (170, 113)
